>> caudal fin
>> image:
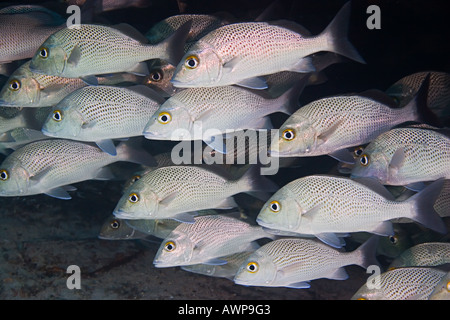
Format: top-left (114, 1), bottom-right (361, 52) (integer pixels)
top-left (352, 235), bottom-right (380, 269)
top-left (237, 165), bottom-right (279, 199)
top-left (405, 73), bottom-right (442, 127)
top-left (156, 20), bottom-right (192, 66)
top-left (320, 1), bottom-right (366, 64)
top-left (116, 139), bottom-right (157, 167)
top-left (407, 179), bottom-right (447, 234)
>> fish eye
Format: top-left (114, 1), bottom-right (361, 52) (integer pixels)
top-left (446, 281), bottom-right (450, 292)
top-left (360, 154), bottom-right (369, 166)
top-left (149, 70), bottom-right (163, 82)
top-left (0, 169), bottom-right (9, 181)
top-left (131, 175), bottom-right (141, 183)
top-left (9, 79), bottom-right (21, 91)
top-left (356, 298), bottom-right (368, 300)
top-left (353, 146), bottom-right (364, 157)
top-left (110, 219), bottom-right (120, 229)
top-left (128, 192), bottom-right (139, 203)
top-left (282, 129), bottom-right (295, 141)
top-left (39, 47), bottom-right (49, 59)
top-left (388, 235), bottom-right (398, 244)
top-left (246, 262), bottom-right (259, 273)
top-left (184, 55), bottom-right (199, 69)
top-left (164, 241), bottom-right (176, 252)
top-left (268, 200), bottom-right (281, 213)
top-left (157, 111), bottom-right (172, 124)
top-left (52, 110), bottom-right (63, 122)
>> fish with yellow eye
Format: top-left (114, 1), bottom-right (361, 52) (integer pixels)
top-left (112, 165), bottom-right (277, 223)
top-left (40, 85), bottom-right (165, 156)
top-left (233, 236), bottom-right (379, 289)
top-left (351, 267), bottom-right (448, 300)
top-left (143, 78), bottom-right (302, 153)
top-left (0, 139), bottom-right (156, 199)
top-left (0, 61), bottom-right (143, 108)
top-left (153, 214), bottom-right (274, 268)
top-left (255, 175), bottom-right (447, 248)
top-left (171, 2), bottom-right (365, 89)
top-left (269, 74), bottom-right (437, 164)
top-left (350, 126), bottom-right (450, 189)
top-left (28, 21), bottom-right (191, 84)
top-left (98, 215), bottom-right (149, 240)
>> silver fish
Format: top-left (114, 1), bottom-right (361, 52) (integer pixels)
top-left (41, 85), bottom-right (164, 155)
top-left (153, 214), bottom-right (272, 267)
top-left (234, 236), bottom-right (379, 289)
top-left (0, 61), bottom-right (143, 108)
top-left (388, 242), bottom-right (450, 269)
top-left (171, 2), bottom-right (364, 89)
top-left (0, 139), bottom-right (156, 199)
top-left (350, 126), bottom-right (450, 188)
top-left (143, 80), bottom-right (302, 153)
top-left (256, 175), bottom-right (446, 248)
top-left (98, 215), bottom-right (149, 240)
top-left (28, 22), bottom-right (191, 83)
top-left (351, 267), bottom-right (448, 300)
top-left (0, 5), bottom-right (65, 64)
top-left (113, 165), bottom-right (277, 223)
top-left (269, 75), bottom-right (435, 163)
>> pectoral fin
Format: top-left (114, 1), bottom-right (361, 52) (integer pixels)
top-left (67, 44), bottom-right (81, 67)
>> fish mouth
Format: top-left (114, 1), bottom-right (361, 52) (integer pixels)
top-left (170, 79), bottom-right (196, 88)
top-left (0, 98), bottom-right (16, 107)
top-left (256, 217), bottom-right (273, 228)
top-left (113, 209), bottom-right (141, 220)
top-left (41, 128), bottom-right (58, 137)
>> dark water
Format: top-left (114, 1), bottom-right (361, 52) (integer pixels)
top-left (0, 0), bottom-right (449, 302)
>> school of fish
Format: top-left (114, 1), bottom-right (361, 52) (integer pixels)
top-left (0, 1), bottom-right (449, 300)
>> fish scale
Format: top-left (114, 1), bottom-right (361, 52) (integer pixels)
top-left (351, 267), bottom-right (447, 300)
top-left (351, 127), bottom-right (450, 185)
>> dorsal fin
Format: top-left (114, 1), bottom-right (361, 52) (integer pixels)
top-left (358, 89), bottom-right (398, 108)
top-left (112, 23), bottom-right (149, 43)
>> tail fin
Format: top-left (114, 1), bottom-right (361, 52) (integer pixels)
top-left (352, 235), bottom-right (380, 269)
top-left (116, 139), bottom-right (157, 167)
top-left (274, 74), bottom-right (308, 115)
top-left (236, 165), bottom-right (279, 198)
top-left (320, 1), bottom-right (366, 64)
top-left (407, 179), bottom-right (447, 234)
top-left (156, 20), bottom-right (192, 66)
top-left (405, 73), bottom-right (442, 127)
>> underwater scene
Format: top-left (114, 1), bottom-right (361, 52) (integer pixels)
top-left (0, 0), bottom-right (449, 301)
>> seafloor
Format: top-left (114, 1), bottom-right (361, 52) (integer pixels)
top-left (0, 0), bottom-right (449, 300)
